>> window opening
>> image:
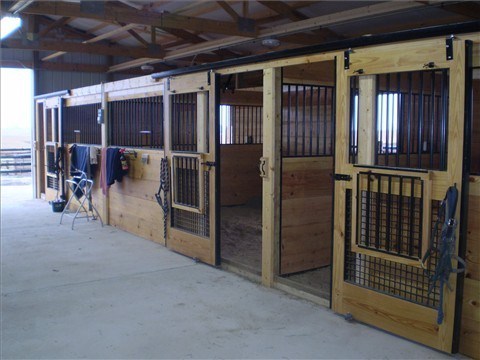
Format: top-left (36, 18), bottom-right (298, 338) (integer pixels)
top-left (109, 96), bottom-right (163, 148)
top-left (349, 69), bottom-right (449, 171)
top-left (282, 84), bottom-right (334, 157)
top-left (219, 104), bottom-right (263, 144)
top-left (63, 103), bottom-right (102, 145)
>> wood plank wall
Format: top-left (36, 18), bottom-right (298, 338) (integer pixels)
top-left (459, 180), bottom-right (480, 359)
top-left (220, 144), bottom-right (262, 206)
top-left (280, 156), bottom-right (333, 274)
top-left (108, 149), bottom-right (165, 245)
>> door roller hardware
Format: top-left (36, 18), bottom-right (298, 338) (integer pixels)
top-left (334, 173), bottom-right (352, 181)
top-left (202, 161), bottom-right (216, 170)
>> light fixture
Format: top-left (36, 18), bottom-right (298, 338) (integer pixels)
top-left (261, 38), bottom-right (280, 49)
top-left (140, 64), bottom-right (154, 72)
top-left (1, 15), bottom-right (22, 40)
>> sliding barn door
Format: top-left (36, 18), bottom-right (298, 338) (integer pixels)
top-left (332, 38), bottom-right (468, 352)
top-left (164, 72), bottom-right (219, 266)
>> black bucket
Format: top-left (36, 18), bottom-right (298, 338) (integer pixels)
top-left (49, 199), bottom-right (66, 213)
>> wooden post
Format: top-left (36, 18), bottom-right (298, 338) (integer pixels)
top-left (357, 75), bottom-right (376, 165)
top-left (261, 68), bottom-right (281, 287)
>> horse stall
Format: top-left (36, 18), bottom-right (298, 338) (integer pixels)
top-left (33, 29), bottom-right (479, 357)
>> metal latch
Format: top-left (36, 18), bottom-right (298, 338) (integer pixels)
top-left (259, 157), bottom-right (268, 178)
top-left (334, 173), bottom-right (352, 181)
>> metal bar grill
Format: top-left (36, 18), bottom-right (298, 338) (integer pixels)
top-left (282, 83), bottom-right (335, 157)
top-left (171, 93), bottom-right (197, 152)
top-left (345, 189), bottom-right (441, 308)
top-left (109, 96), bottom-right (163, 148)
top-left (349, 69), bottom-right (449, 171)
top-left (349, 77), bottom-right (359, 163)
top-left (172, 156), bottom-right (200, 209)
top-left (357, 171), bottom-right (423, 259)
top-left (219, 105), bottom-right (263, 144)
top-left (63, 103), bottom-right (102, 145)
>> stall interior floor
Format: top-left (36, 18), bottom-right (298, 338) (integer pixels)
top-left (220, 199), bottom-right (331, 299)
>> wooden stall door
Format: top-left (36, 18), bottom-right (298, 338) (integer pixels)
top-left (43, 97), bottom-right (64, 202)
top-left (164, 72), bottom-right (219, 266)
top-left (332, 39), bottom-right (467, 352)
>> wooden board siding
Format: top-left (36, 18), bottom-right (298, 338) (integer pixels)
top-left (459, 176), bottom-right (480, 359)
top-left (220, 144), bottom-right (262, 206)
top-left (108, 149), bottom-right (165, 245)
top-left (280, 156), bottom-right (333, 274)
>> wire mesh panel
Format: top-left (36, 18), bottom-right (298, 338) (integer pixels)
top-left (356, 172), bottom-right (424, 259)
top-left (219, 105), bottom-right (263, 144)
top-left (172, 171), bottom-right (210, 237)
top-left (349, 69), bottom-right (449, 170)
top-left (109, 96), bottom-right (163, 148)
top-left (63, 103), bottom-right (102, 145)
top-left (345, 189), bottom-right (441, 308)
top-left (282, 84), bottom-right (335, 157)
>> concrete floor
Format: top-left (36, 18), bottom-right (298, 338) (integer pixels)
top-left (1, 182), bottom-right (453, 359)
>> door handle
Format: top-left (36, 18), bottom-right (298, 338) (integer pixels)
top-left (259, 157), bottom-right (268, 178)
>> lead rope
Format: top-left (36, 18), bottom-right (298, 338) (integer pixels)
top-left (155, 158), bottom-right (170, 241)
top-left (421, 185), bottom-right (466, 324)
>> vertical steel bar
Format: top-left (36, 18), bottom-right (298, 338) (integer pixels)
top-left (287, 85), bottom-right (291, 155)
top-left (365, 174), bottom-right (372, 248)
top-left (396, 73), bottom-right (402, 167)
top-left (375, 174), bottom-right (381, 249)
top-left (418, 72), bottom-right (424, 169)
top-left (419, 180), bottom-right (424, 258)
top-left (294, 85), bottom-right (299, 156)
top-left (386, 175), bottom-right (392, 252)
top-left (385, 74), bottom-right (391, 166)
top-left (429, 71), bottom-right (436, 169)
top-left (302, 85), bottom-right (306, 156)
top-left (323, 86), bottom-right (328, 155)
top-left (309, 85), bottom-right (313, 155)
top-left (409, 177), bottom-right (415, 256)
top-left (406, 73), bottom-right (413, 168)
top-left (316, 85), bottom-right (320, 155)
top-left (330, 87), bottom-right (335, 155)
top-left (397, 176), bottom-right (404, 254)
top-left (440, 70), bottom-right (448, 170)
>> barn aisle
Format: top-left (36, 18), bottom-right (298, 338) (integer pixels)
top-left (1, 185), bottom-right (449, 359)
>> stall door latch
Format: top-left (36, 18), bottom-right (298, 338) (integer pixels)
top-left (334, 173), bottom-right (352, 181)
top-left (259, 157), bottom-right (268, 179)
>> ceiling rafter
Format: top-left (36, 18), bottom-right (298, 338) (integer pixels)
top-left (108, 1), bottom-right (427, 73)
top-left (38, 16), bottom-right (72, 37)
top-left (258, 1), bottom-right (342, 42)
top-left (42, 23), bottom-right (141, 61)
top-left (217, 1), bottom-right (240, 22)
top-left (21, 1), bottom-right (258, 37)
top-left (2, 38), bottom-right (164, 59)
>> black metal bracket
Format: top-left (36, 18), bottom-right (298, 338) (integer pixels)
top-left (446, 35), bottom-right (454, 61)
top-left (344, 50), bottom-right (350, 69)
top-left (202, 161), bottom-right (216, 170)
top-left (334, 173), bottom-right (352, 181)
